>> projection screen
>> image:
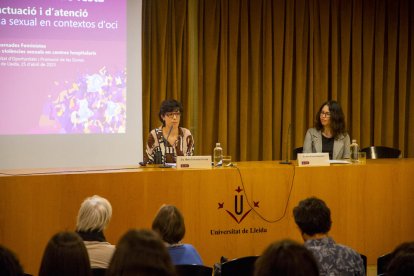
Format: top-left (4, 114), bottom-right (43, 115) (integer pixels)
top-left (0, 0), bottom-right (143, 169)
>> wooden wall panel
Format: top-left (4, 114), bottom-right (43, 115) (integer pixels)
top-left (1, 159), bottom-right (413, 274)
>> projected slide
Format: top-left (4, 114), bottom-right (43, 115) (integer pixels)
top-left (0, 0), bottom-right (126, 135)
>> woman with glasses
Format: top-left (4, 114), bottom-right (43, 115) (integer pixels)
top-left (143, 99), bottom-right (194, 164)
top-left (303, 100), bottom-right (350, 159)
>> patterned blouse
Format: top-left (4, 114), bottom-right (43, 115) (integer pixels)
top-left (143, 127), bottom-right (194, 164)
top-left (305, 237), bottom-right (365, 276)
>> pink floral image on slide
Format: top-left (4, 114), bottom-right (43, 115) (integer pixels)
top-left (39, 66), bottom-right (126, 134)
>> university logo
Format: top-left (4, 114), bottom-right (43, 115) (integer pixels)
top-left (218, 186), bottom-right (259, 224)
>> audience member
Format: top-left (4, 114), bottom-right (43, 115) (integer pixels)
top-left (0, 245), bottom-right (24, 276)
top-left (76, 195), bottom-right (115, 268)
top-left (38, 231), bottom-right (92, 276)
top-left (106, 229), bottom-right (176, 276)
top-left (387, 241), bottom-right (414, 276)
top-left (293, 197), bottom-right (365, 276)
top-left (152, 204), bottom-right (203, 265)
top-left (254, 239), bottom-right (319, 276)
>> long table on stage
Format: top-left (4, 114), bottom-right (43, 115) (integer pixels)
top-left (1, 159), bottom-right (413, 274)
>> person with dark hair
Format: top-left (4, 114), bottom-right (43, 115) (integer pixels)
top-left (143, 99), bottom-right (194, 164)
top-left (38, 231), bottom-right (92, 276)
top-left (106, 229), bottom-right (176, 276)
top-left (75, 195), bottom-right (115, 268)
top-left (387, 241), bottom-right (414, 276)
top-left (303, 100), bottom-right (350, 159)
top-left (293, 197), bottom-right (365, 276)
top-left (152, 205), bottom-right (203, 265)
top-left (254, 239), bottom-right (319, 276)
top-left (0, 245), bottom-right (24, 276)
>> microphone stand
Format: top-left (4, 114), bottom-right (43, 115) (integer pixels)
top-left (159, 125), bottom-right (174, 168)
top-left (280, 124), bottom-right (292, 164)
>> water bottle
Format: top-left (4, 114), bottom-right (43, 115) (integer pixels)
top-left (213, 143), bottom-right (223, 167)
top-left (350, 139), bottom-right (359, 163)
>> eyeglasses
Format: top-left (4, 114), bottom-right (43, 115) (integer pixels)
top-left (165, 112), bottom-right (181, 118)
top-left (320, 112), bottom-right (331, 118)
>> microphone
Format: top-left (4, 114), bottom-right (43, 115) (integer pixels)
top-left (280, 123), bottom-right (292, 164)
top-left (159, 125), bottom-right (174, 168)
top-left (165, 124), bottom-right (173, 141)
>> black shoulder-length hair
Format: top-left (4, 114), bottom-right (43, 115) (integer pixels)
top-left (158, 99), bottom-right (183, 126)
top-left (106, 229), bottom-right (176, 276)
top-left (0, 245), bottom-right (24, 276)
top-left (315, 100), bottom-right (347, 139)
top-left (39, 231), bottom-right (92, 276)
top-left (254, 239), bottom-right (319, 276)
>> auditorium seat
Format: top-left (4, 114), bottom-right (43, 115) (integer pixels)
top-left (175, 264), bottom-right (213, 276)
top-left (377, 252), bottom-right (392, 275)
top-left (221, 256), bottom-right (258, 276)
top-left (360, 146), bottom-right (401, 159)
top-left (292, 147), bottom-right (303, 160)
top-left (91, 268), bottom-right (107, 276)
top-left (360, 253), bottom-right (367, 275)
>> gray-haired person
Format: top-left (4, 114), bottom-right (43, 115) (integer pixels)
top-left (76, 195), bottom-right (115, 268)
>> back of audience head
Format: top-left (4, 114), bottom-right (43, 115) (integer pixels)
top-left (255, 239), bottom-right (319, 276)
top-left (0, 245), bottom-right (24, 276)
top-left (293, 197), bottom-right (332, 237)
top-left (38, 231), bottom-right (91, 276)
top-left (106, 229), bottom-right (176, 276)
top-left (152, 205), bottom-right (185, 244)
top-left (76, 195), bottom-right (112, 232)
top-left (387, 241), bottom-right (414, 276)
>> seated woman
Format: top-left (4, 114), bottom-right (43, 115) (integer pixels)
top-left (152, 205), bottom-right (203, 265)
top-left (303, 100), bottom-right (350, 159)
top-left (254, 239), bottom-right (319, 276)
top-left (39, 231), bottom-right (92, 276)
top-left (143, 99), bottom-right (194, 164)
top-left (76, 195), bottom-right (115, 268)
top-left (106, 229), bottom-right (176, 276)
